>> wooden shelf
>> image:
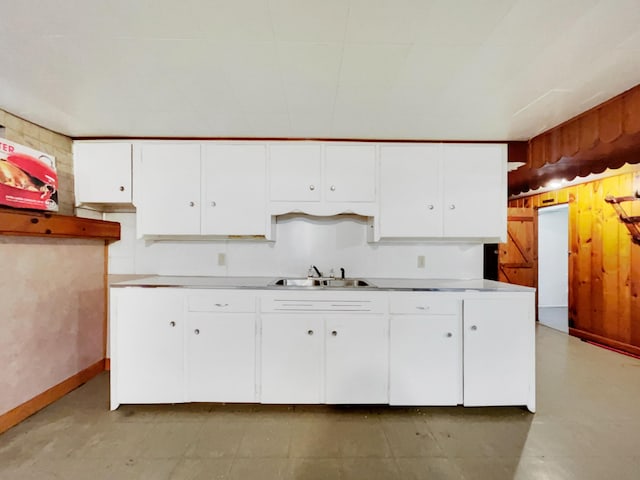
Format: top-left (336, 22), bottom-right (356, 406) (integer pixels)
top-left (0, 208), bottom-right (120, 241)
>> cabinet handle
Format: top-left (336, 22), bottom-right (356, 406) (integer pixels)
top-left (119, 186), bottom-right (125, 192)
top-left (309, 185), bottom-right (315, 191)
top-left (214, 303), bottom-right (228, 307)
top-left (169, 321), bottom-right (176, 327)
top-left (194, 329), bottom-right (200, 335)
top-left (416, 306), bottom-right (429, 310)
top-left (307, 330), bottom-right (314, 336)
top-left (446, 332), bottom-right (453, 338)
top-left (189, 201), bottom-right (195, 207)
top-left (427, 204), bottom-right (434, 210)
top-left (449, 204), bottom-right (456, 210)
top-left (211, 201), bottom-right (216, 207)
top-left (470, 325), bottom-right (477, 331)
top-left (330, 185), bottom-right (336, 191)
top-left (331, 330), bottom-right (337, 336)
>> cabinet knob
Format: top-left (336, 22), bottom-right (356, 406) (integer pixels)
top-left (119, 186), bottom-right (125, 192)
top-left (309, 185), bottom-right (315, 191)
top-left (189, 201), bottom-right (195, 207)
top-left (169, 321), bottom-right (176, 327)
top-left (427, 204), bottom-right (434, 210)
top-left (446, 332), bottom-right (453, 338)
top-left (330, 185), bottom-right (336, 191)
top-left (449, 204), bottom-right (456, 210)
top-left (470, 325), bottom-right (477, 331)
top-left (211, 201), bottom-right (216, 207)
top-left (194, 329), bottom-right (200, 335)
top-left (331, 330), bottom-right (337, 336)
top-left (307, 330), bottom-right (314, 336)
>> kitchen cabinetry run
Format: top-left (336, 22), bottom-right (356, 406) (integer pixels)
top-left (379, 143), bottom-right (507, 241)
top-left (268, 143), bottom-right (377, 216)
top-left (74, 142), bottom-right (133, 206)
top-left (389, 294), bottom-right (461, 406)
top-left (135, 143), bottom-right (267, 238)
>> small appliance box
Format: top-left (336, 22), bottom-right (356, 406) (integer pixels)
top-left (0, 138), bottom-right (58, 211)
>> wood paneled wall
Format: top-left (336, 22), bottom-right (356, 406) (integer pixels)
top-left (509, 170), bottom-right (640, 356)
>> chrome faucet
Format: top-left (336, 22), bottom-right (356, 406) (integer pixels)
top-left (308, 265), bottom-right (323, 278)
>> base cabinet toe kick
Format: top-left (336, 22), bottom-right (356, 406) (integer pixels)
top-left (109, 287), bottom-right (536, 413)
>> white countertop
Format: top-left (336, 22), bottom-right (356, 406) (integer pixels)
top-left (110, 275), bottom-right (534, 292)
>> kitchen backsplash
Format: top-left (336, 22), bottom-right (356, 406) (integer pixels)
top-left (105, 212), bottom-right (483, 279)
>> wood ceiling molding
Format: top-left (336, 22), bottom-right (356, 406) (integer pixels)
top-left (509, 83), bottom-right (640, 195)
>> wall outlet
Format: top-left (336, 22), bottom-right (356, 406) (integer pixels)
top-left (217, 253), bottom-right (226, 266)
top-left (417, 255), bottom-right (426, 268)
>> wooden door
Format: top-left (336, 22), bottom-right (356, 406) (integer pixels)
top-left (498, 207), bottom-right (537, 289)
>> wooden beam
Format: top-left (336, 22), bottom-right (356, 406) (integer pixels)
top-left (0, 208), bottom-right (120, 241)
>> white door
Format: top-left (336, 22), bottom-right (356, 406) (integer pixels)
top-left (138, 143), bottom-right (201, 235)
top-left (379, 145), bottom-right (443, 237)
top-left (463, 296), bottom-right (534, 406)
top-left (269, 144), bottom-right (322, 202)
top-left (186, 313), bottom-right (256, 402)
top-left (115, 288), bottom-right (185, 404)
top-left (260, 315), bottom-right (323, 403)
top-left (325, 315), bottom-right (388, 404)
top-left (389, 315), bottom-right (460, 405)
top-left (324, 145), bottom-right (376, 202)
top-left (201, 144), bottom-right (266, 235)
top-left (442, 144), bottom-right (506, 238)
top-left (74, 142), bottom-right (132, 204)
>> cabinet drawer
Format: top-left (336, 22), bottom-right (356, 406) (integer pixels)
top-left (389, 295), bottom-right (459, 315)
top-left (261, 295), bottom-right (386, 314)
top-left (187, 293), bottom-right (256, 312)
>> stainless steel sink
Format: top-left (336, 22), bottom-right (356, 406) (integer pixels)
top-left (269, 278), bottom-right (376, 288)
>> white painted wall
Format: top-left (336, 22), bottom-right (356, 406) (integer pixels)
top-left (538, 205), bottom-right (569, 307)
top-left (106, 212), bottom-right (484, 279)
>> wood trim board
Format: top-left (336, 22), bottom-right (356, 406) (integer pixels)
top-left (0, 359), bottom-right (106, 434)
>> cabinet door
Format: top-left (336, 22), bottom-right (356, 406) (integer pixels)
top-left (325, 315), bottom-right (388, 404)
top-left (379, 145), bottom-right (443, 237)
top-left (389, 315), bottom-right (460, 405)
top-left (186, 313), bottom-right (256, 402)
top-left (269, 144), bottom-right (321, 202)
top-left (74, 142), bottom-right (132, 204)
top-left (463, 296), bottom-right (535, 407)
top-left (202, 144), bottom-right (266, 235)
top-left (442, 144), bottom-right (506, 238)
top-left (137, 143), bottom-right (201, 235)
top-left (261, 315), bottom-right (323, 403)
top-left (324, 145), bottom-right (376, 202)
top-left (114, 288), bottom-right (185, 404)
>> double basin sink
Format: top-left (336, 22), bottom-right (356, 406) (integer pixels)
top-left (270, 278), bottom-right (375, 289)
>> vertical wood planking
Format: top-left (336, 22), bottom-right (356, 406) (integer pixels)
top-left (568, 186), bottom-right (579, 325)
top-left (575, 182), bottom-right (593, 332)
top-left (590, 181), bottom-right (604, 336)
top-left (600, 176), bottom-right (620, 340)
top-left (630, 173), bottom-right (640, 347)
top-left (617, 174), bottom-right (632, 343)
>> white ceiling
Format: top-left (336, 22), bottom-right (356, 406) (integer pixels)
top-left (2, 0), bottom-right (640, 140)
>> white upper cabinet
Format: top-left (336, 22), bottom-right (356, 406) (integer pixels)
top-left (378, 143), bottom-right (507, 242)
top-left (379, 144), bottom-right (443, 237)
top-left (74, 142), bottom-right (132, 205)
top-left (135, 143), bottom-right (268, 238)
top-left (268, 143), bottom-right (377, 216)
top-left (269, 144), bottom-right (322, 202)
top-left (136, 143), bottom-right (202, 236)
top-left (442, 144), bottom-right (506, 239)
top-left (324, 145), bottom-right (376, 203)
top-left (202, 144), bottom-right (267, 236)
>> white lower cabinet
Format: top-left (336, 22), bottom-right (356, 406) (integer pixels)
top-left (260, 314), bottom-right (389, 404)
top-left (463, 295), bottom-right (535, 410)
top-left (389, 295), bottom-right (461, 406)
top-left (112, 288), bottom-right (185, 407)
top-left (186, 312), bottom-right (256, 402)
top-left (260, 315), bottom-right (324, 404)
top-left (325, 316), bottom-right (388, 404)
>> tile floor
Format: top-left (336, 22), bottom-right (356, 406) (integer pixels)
top-left (2, 325), bottom-right (640, 479)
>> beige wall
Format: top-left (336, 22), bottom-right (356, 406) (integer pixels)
top-left (0, 237), bottom-right (105, 416)
top-left (0, 109), bottom-right (74, 215)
